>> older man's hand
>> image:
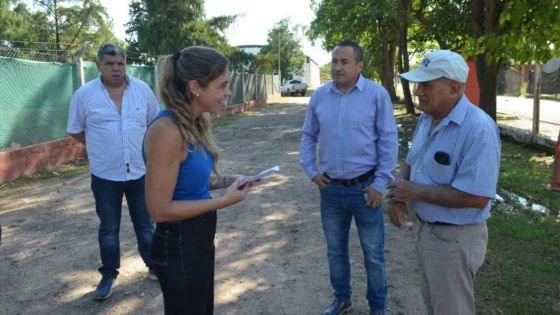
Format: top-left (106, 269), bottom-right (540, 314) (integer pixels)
top-left (386, 180), bottom-right (418, 203)
top-left (387, 201), bottom-right (408, 229)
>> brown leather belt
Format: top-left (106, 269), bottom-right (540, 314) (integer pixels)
top-left (416, 214), bottom-right (457, 226)
top-left (323, 168), bottom-right (376, 187)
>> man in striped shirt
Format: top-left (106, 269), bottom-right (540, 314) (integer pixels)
top-left (299, 40), bottom-right (398, 315)
top-left (67, 44), bottom-right (160, 301)
top-left (387, 50), bottom-right (501, 314)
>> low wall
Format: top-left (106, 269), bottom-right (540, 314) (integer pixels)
top-left (498, 124), bottom-right (556, 154)
top-left (0, 95), bottom-right (280, 184)
top-left (0, 137), bottom-right (86, 184)
top-left (212, 96), bottom-right (273, 119)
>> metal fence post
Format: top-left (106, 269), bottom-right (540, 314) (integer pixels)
top-left (241, 71), bottom-right (245, 103)
top-left (75, 41), bottom-right (90, 88)
top-left (75, 56), bottom-right (84, 87)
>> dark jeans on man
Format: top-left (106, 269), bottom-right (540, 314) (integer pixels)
top-left (90, 174), bottom-right (154, 278)
top-left (151, 211), bottom-right (217, 315)
top-left (319, 178), bottom-right (387, 311)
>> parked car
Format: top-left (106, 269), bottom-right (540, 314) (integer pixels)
top-left (281, 79), bottom-right (307, 96)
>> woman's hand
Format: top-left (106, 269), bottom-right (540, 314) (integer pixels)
top-left (222, 177), bottom-right (250, 205)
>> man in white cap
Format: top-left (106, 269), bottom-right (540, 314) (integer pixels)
top-left (385, 50), bottom-right (500, 314)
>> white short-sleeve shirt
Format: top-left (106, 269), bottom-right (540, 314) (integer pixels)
top-left (67, 76), bottom-right (160, 181)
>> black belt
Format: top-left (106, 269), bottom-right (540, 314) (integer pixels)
top-left (416, 214), bottom-right (457, 226)
top-left (323, 168), bottom-right (376, 187)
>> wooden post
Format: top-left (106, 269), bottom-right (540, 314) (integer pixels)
top-left (532, 62), bottom-right (541, 134)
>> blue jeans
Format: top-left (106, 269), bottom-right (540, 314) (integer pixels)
top-left (151, 212), bottom-right (217, 315)
top-left (91, 175), bottom-right (154, 278)
top-left (320, 180), bottom-right (387, 310)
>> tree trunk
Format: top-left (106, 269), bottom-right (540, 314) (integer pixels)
top-left (387, 43), bottom-right (398, 101)
top-left (472, 0), bottom-right (500, 121)
top-left (54, 0), bottom-right (61, 60)
top-left (475, 56), bottom-right (499, 120)
top-left (379, 25), bottom-right (398, 101)
top-left (399, 0), bottom-right (415, 114)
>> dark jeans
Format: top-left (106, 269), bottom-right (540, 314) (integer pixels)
top-left (151, 211), bottom-right (217, 315)
top-left (90, 174), bottom-right (154, 278)
top-left (320, 178), bottom-right (387, 311)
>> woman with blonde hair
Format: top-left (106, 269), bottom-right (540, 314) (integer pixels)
top-left (144, 46), bottom-right (250, 314)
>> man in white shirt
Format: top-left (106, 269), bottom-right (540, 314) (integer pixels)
top-left (67, 44), bottom-right (159, 301)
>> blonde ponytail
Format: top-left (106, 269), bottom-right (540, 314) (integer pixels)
top-left (156, 47), bottom-right (229, 172)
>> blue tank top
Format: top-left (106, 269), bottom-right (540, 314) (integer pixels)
top-left (143, 111), bottom-right (214, 202)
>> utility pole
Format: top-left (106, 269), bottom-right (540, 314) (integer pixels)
top-left (277, 32), bottom-right (281, 81)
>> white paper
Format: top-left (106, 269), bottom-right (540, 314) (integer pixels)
top-left (239, 165), bottom-right (280, 188)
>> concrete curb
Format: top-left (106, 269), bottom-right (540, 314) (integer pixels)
top-left (498, 124), bottom-right (556, 154)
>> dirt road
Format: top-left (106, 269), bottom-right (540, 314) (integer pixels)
top-left (0, 97), bottom-right (423, 314)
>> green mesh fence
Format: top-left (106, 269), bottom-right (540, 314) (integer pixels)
top-left (225, 73), bottom-right (278, 105)
top-left (0, 57), bottom-right (277, 150)
top-left (82, 61), bottom-right (155, 88)
top-left (245, 74), bottom-right (256, 101)
top-left (266, 75), bottom-right (274, 97)
top-left (228, 73), bottom-right (244, 105)
top-left (0, 58), bottom-right (155, 149)
top-left (256, 75), bottom-right (266, 99)
top-left (0, 57), bottom-right (77, 149)
top-left (83, 61), bottom-right (99, 83)
top-left (128, 65), bottom-right (155, 89)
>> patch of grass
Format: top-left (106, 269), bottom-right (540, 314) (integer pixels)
top-left (211, 111), bottom-right (250, 128)
top-left (0, 158), bottom-right (89, 191)
top-left (211, 98), bottom-right (288, 128)
top-left (499, 141), bottom-right (560, 213)
top-left (395, 112), bottom-right (560, 313)
top-left (477, 140), bottom-right (560, 313)
top-left (476, 212), bottom-right (560, 314)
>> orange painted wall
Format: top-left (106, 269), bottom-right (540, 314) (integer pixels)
top-left (0, 95), bottom-right (281, 184)
top-left (465, 59), bottom-right (480, 106)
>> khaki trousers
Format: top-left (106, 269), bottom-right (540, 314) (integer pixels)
top-left (415, 220), bottom-right (488, 315)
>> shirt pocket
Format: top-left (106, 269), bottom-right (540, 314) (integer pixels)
top-left (123, 103), bottom-right (149, 135)
top-left (124, 104), bottom-right (148, 124)
top-left (426, 158), bottom-right (456, 185)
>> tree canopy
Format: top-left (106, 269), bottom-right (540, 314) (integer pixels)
top-left (256, 18), bottom-right (307, 81)
top-left (308, 0), bottom-right (560, 120)
top-left (308, 0), bottom-right (401, 101)
top-left (1, 0), bottom-right (121, 60)
top-left (126, 0), bottom-right (236, 57)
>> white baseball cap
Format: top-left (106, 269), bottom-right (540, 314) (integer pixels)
top-left (399, 50), bottom-right (469, 83)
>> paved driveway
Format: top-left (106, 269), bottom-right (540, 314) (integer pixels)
top-left (497, 95), bottom-right (560, 139)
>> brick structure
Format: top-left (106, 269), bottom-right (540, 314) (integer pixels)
top-left (0, 95), bottom-right (280, 184)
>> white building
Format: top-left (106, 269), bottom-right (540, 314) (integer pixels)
top-left (237, 45), bottom-right (321, 88)
top-left (295, 56), bottom-right (321, 89)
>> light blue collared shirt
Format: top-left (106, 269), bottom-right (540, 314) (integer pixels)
top-left (406, 95), bottom-right (501, 224)
top-left (299, 74), bottom-right (398, 194)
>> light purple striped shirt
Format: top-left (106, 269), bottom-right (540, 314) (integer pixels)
top-left (67, 76), bottom-right (159, 181)
top-left (299, 74), bottom-right (398, 193)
